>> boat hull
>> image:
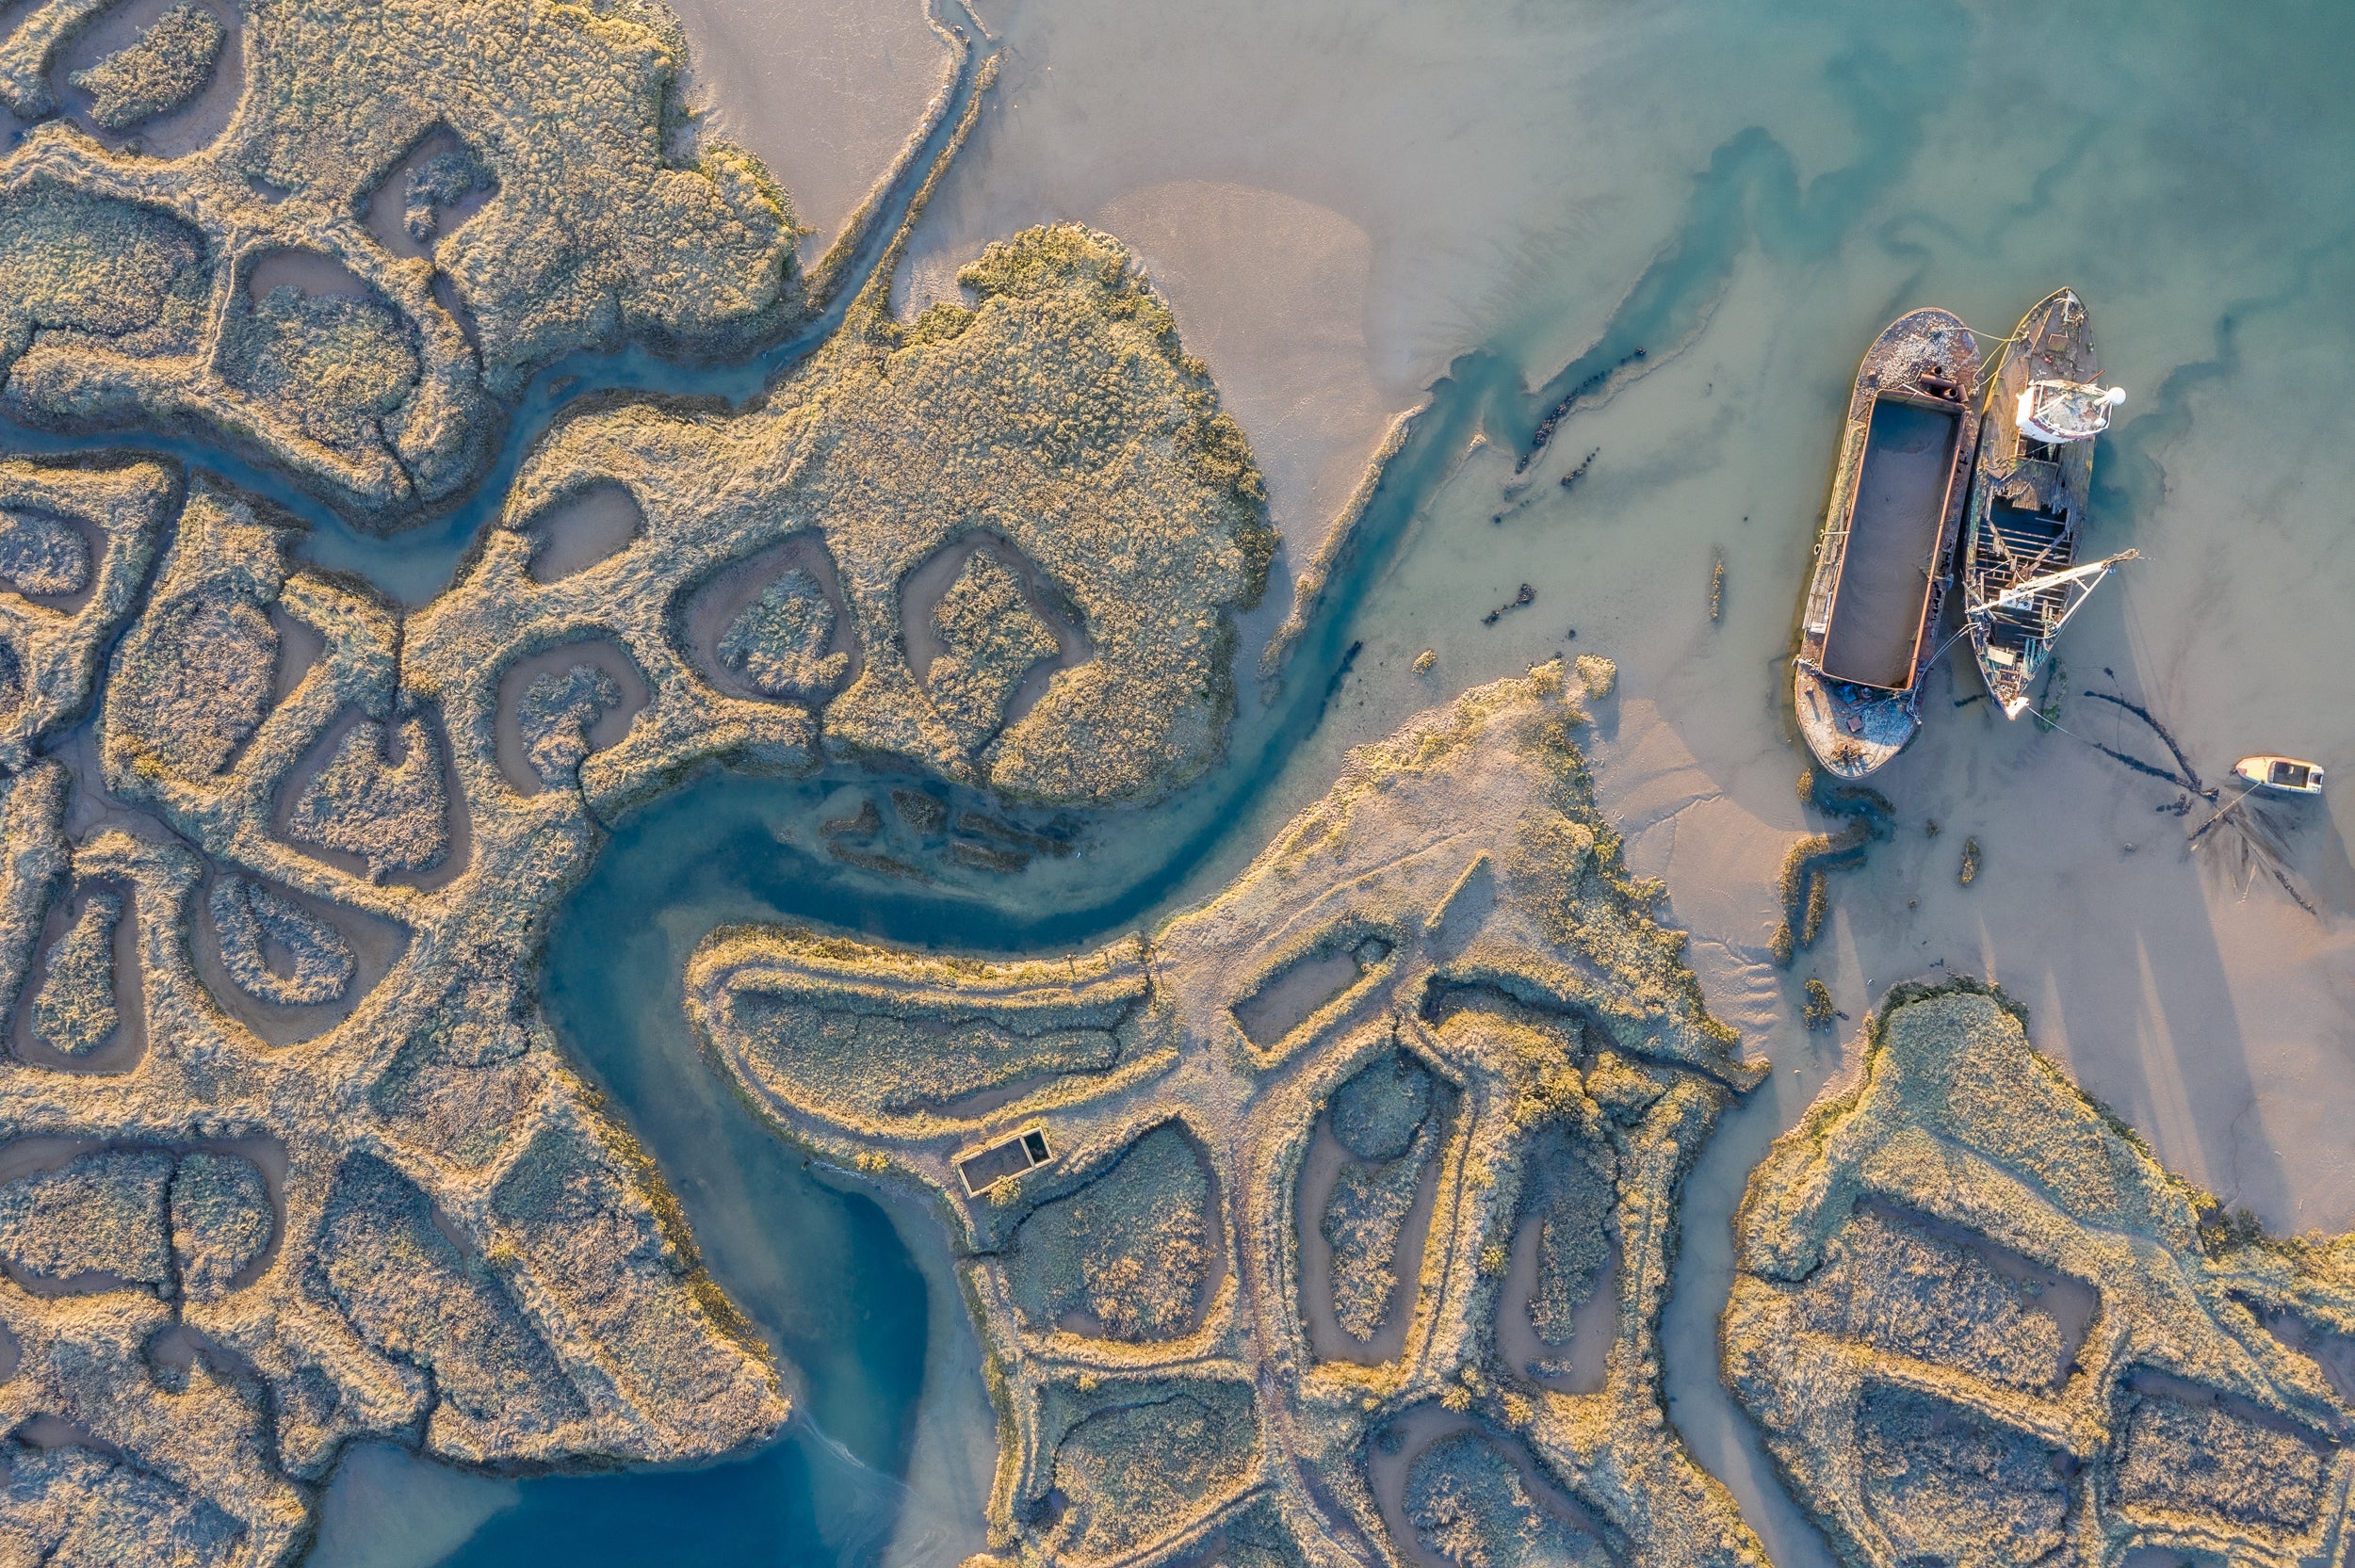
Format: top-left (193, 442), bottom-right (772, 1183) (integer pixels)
top-left (2234, 756), bottom-right (2325, 796)
top-left (1795, 665), bottom-right (1920, 777)
top-left (1962, 289), bottom-right (2101, 718)
top-left (1794, 308), bottom-right (1981, 778)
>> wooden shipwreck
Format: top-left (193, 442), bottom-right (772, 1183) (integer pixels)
top-left (1960, 288), bottom-right (2134, 719)
top-left (1795, 308), bottom-right (1981, 777)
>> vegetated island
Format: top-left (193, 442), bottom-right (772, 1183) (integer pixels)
top-left (0, 0), bottom-right (811, 526)
top-left (687, 662), bottom-right (1778, 1568)
top-left (502, 219), bottom-right (1274, 807)
top-left (0, 38), bottom-right (1290, 1556)
top-left (1727, 981), bottom-right (2355, 1567)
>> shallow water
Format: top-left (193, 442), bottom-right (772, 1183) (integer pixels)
top-left (49, 0), bottom-right (2349, 1560)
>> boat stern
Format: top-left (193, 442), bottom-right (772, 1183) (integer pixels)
top-left (1795, 663), bottom-right (1919, 778)
top-left (1977, 642), bottom-right (2038, 720)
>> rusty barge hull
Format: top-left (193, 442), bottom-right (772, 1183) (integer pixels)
top-left (1795, 307), bottom-right (1981, 778)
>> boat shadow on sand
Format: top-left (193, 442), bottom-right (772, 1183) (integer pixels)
top-left (2072, 684), bottom-right (2352, 916)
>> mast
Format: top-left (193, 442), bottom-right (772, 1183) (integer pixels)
top-left (1981, 550), bottom-right (2140, 611)
top-left (1972, 549), bottom-right (2140, 639)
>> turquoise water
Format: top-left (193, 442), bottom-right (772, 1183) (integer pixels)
top-left (440, 822), bottom-right (966, 1567)
top-left (43, 0), bottom-right (2355, 1561)
top-left (306, 833), bottom-right (945, 1568)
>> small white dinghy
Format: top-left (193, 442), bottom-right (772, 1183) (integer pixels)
top-left (2233, 755), bottom-right (2325, 796)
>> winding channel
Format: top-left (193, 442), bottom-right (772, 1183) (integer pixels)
top-left (0, 10), bottom-right (1951, 1554)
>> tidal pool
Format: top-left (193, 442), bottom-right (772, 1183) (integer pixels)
top-left (288, 0), bottom-right (2355, 1563)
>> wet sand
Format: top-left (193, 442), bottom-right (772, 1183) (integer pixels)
top-left (903, 0), bottom-right (1795, 396)
top-left (666, 0), bottom-right (957, 256)
top-left (522, 484), bottom-right (642, 585)
top-left (306, 1446), bottom-right (520, 1568)
top-left (1084, 183), bottom-right (1407, 668)
top-left (853, 1176), bottom-right (999, 1568)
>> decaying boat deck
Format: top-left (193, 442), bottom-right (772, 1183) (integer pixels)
top-left (1819, 398), bottom-right (1962, 689)
top-left (1962, 288), bottom-right (2103, 718)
